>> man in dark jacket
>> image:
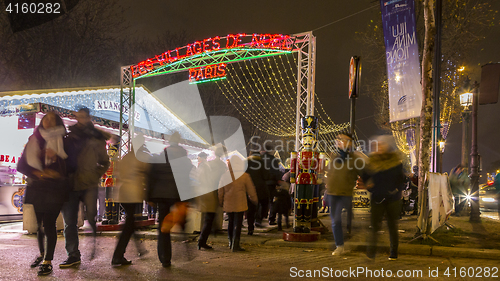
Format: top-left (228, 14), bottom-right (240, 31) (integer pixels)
top-left (148, 132), bottom-right (194, 267)
top-left (246, 151), bottom-right (269, 233)
top-left (260, 143), bottom-right (283, 225)
top-left (59, 107), bottom-right (110, 268)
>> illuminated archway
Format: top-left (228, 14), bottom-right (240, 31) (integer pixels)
top-left (119, 32), bottom-right (349, 155)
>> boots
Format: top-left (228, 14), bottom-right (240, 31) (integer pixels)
top-left (228, 225), bottom-right (233, 248)
top-left (231, 236), bottom-right (245, 252)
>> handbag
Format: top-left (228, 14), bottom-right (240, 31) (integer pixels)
top-left (24, 177), bottom-right (69, 213)
top-left (24, 157), bottom-right (70, 213)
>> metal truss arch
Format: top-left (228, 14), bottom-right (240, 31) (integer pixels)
top-left (120, 32), bottom-right (318, 155)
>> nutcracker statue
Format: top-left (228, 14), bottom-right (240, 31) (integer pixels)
top-left (101, 136), bottom-right (120, 225)
top-left (290, 116), bottom-right (325, 233)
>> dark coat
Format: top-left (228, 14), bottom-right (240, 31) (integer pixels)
top-left (362, 153), bottom-right (406, 203)
top-left (246, 155), bottom-right (270, 200)
top-left (260, 152), bottom-right (283, 185)
top-left (18, 128), bottom-right (71, 213)
top-left (148, 145), bottom-right (194, 202)
top-left (66, 123), bottom-right (110, 191)
top-left (273, 188), bottom-right (291, 215)
top-left (260, 152), bottom-right (283, 197)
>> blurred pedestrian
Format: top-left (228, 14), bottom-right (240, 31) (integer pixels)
top-left (245, 151), bottom-right (269, 234)
top-left (148, 132), bottom-right (194, 267)
top-left (273, 179), bottom-right (291, 231)
top-left (111, 134), bottom-right (151, 266)
top-left (319, 188), bottom-right (329, 213)
top-left (409, 166), bottom-right (419, 215)
top-left (260, 142), bottom-right (283, 225)
top-left (60, 107), bottom-right (110, 268)
top-left (195, 147), bottom-right (227, 249)
top-left (218, 156), bottom-right (258, 252)
top-left (18, 112), bottom-right (71, 276)
top-left (326, 133), bottom-right (367, 256)
top-left (360, 135), bottom-right (406, 261)
top-left (449, 164), bottom-right (470, 216)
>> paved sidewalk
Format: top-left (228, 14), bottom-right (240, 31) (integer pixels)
top-left (2, 208), bottom-right (500, 260)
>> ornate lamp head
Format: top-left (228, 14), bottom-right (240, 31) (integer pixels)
top-left (301, 116), bottom-right (318, 149)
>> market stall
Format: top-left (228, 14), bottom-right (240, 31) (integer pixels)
top-left (0, 86), bottom-right (211, 226)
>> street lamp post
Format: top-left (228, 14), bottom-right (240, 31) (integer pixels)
top-left (459, 77), bottom-right (480, 222)
top-left (439, 139), bottom-right (445, 173)
top-left (460, 90), bottom-right (472, 173)
top-left (469, 81), bottom-right (481, 222)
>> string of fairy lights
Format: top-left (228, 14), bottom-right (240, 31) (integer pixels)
top-left (391, 61), bottom-right (465, 155)
top-left (285, 53), bottom-right (353, 152)
top-left (214, 52), bottom-right (351, 153)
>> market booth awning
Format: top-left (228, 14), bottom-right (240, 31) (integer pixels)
top-left (0, 85), bottom-right (213, 175)
top-left (0, 86), bottom-right (214, 223)
top-left (0, 85), bottom-right (209, 148)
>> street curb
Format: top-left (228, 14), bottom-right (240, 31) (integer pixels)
top-left (431, 246), bottom-right (500, 260)
top-left (400, 244), bottom-right (432, 256)
top-left (264, 239), bottom-right (332, 249)
top-left (81, 231), bottom-right (500, 260)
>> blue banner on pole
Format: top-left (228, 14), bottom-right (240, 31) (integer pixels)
top-left (380, 0), bottom-right (422, 122)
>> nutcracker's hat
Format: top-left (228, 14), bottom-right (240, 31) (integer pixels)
top-left (301, 116), bottom-right (318, 137)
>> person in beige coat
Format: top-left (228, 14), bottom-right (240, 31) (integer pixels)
top-left (111, 140), bottom-right (151, 266)
top-left (218, 156), bottom-right (258, 252)
top-left (196, 148), bottom-right (227, 250)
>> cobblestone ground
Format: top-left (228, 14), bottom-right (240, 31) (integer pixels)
top-left (1, 233), bottom-right (499, 281)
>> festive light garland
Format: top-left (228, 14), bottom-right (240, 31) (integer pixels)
top-left (391, 62), bottom-right (465, 155)
top-left (220, 63), bottom-right (288, 135)
top-left (210, 52), bottom-right (352, 154)
top-left (285, 53), bottom-right (354, 152)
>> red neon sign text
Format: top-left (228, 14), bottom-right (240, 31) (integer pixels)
top-left (0, 155), bottom-right (20, 164)
top-left (131, 33), bottom-right (292, 77)
top-left (189, 63), bottom-right (227, 82)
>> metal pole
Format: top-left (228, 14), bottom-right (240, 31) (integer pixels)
top-left (350, 98), bottom-right (356, 136)
top-left (306, 32), bottom-right (313, 116)
top-left (295, 47), bottom-right (303, 152)
top-left (310, 36), bottom-right (316, 116)
top-left (470, 82), bottom-right (481, 222)
top-left (431, 0), bottom-right (443, 173)
top-left (461, 110), bottom-right (471, 173)
top-left (439, 151), bottom-right (443, 173)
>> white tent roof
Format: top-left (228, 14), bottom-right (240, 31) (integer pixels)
top-left (0, 86), bottom-right (208, 146)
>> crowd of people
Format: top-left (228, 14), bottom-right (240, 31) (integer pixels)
top-left (19, 108), bottom-right (110, 275)
top-left (24, 109), bottom-right (488, 276)
top-left (18, 109), bottom-right (293, 276)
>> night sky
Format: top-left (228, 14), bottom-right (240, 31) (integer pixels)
top-left (122, 0), bottom-right (500, 175)
top-left (5, 1), bottom-right (498, 174)
top-left (121, 0), bottom-right (386, 144)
